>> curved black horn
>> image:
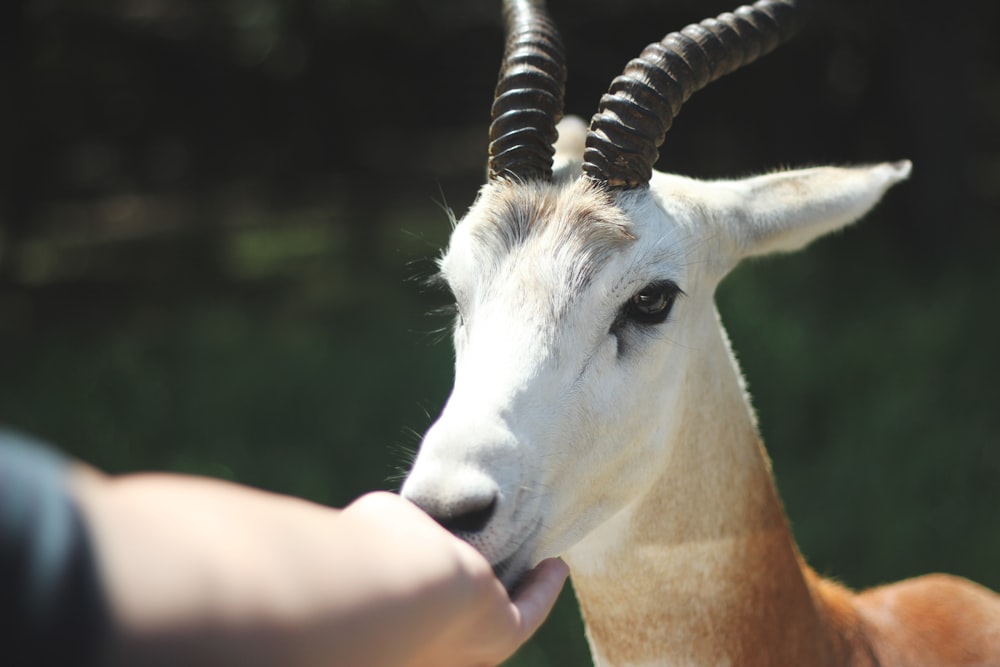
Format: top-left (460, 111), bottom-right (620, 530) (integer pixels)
top-left (583, 0), bottom-right (807, 190)
top-left (488, 0), bottom-right (567, 183)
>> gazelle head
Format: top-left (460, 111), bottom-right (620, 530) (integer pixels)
top-left (401, 0), bottom-right (909, 588)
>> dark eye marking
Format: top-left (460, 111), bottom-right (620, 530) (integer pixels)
top-left (612, 280), bottom-right (683, 334)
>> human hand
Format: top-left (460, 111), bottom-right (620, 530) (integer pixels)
top-left (336, 491), bottom-right (570, 667)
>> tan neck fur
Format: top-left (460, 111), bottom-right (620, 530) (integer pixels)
top-left (565, 314), bottom-right (868, 667)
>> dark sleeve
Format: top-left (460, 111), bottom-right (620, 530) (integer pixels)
top-left (0, 430), bottom-right (110, 666)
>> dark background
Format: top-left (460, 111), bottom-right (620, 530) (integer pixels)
top-left (1, 1), bottom-right (998, 664)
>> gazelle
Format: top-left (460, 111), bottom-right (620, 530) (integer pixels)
top-left (401, 0), bottom-right (1000, 665)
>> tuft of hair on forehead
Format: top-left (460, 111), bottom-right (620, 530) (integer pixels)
top-left (465, 177), bottom-right (636, 283)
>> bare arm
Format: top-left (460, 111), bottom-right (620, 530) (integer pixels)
top-left (71, 470), bottom-right (567, 667)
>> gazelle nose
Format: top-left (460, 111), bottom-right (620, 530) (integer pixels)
top-left (431, 495), bottom-right (497, 534)
top-left (400, 458), bottom-right (501, 534)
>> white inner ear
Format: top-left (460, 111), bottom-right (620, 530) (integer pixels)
top-left (723, 161), bottom-right (912, 260)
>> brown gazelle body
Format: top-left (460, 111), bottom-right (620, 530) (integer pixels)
top-left (400, 1), bottom-right (1000, 665)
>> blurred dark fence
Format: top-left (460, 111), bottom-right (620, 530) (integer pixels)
top-left (1, 1), bottom-right (998, 665)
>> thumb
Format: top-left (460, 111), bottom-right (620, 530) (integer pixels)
top-left (509, 558), bottom-right (570, 642)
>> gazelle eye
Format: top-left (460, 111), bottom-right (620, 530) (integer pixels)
top-left (625, 281), bottom-right (681, 325)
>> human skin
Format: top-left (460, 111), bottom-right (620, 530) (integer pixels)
top-left (70, 471), bottom-right (569, 667)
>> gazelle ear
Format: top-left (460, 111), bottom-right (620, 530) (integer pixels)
top-left (720, 161), bottom-right (911, 260)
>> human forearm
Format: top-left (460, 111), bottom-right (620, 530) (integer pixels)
top-left (71, 474), bottom-right (568, 667)
top-left (70, 469), bottom-right (353, 666)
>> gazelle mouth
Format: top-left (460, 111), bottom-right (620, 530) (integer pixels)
top-left (489, 519), bottom-right (544, 592)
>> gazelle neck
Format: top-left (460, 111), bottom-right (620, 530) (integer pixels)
top-left (564, 311), bottom-right (849, 667)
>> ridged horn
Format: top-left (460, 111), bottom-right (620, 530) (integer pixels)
top-left (583, 0), bottom-right (808, 190)
top-left (488, 0), bottom-right (567, 183)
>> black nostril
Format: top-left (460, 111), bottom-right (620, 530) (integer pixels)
top-left (434, 496), bottom-right (497, 534)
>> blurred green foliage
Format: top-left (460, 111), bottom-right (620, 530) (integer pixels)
top-left (1, 0), bottom-right (998, 664)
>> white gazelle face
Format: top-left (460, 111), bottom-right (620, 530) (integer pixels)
top-left (401, 156), bottom-right (911, 586)
top-left (401, 173), bottom-right (719, 587)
